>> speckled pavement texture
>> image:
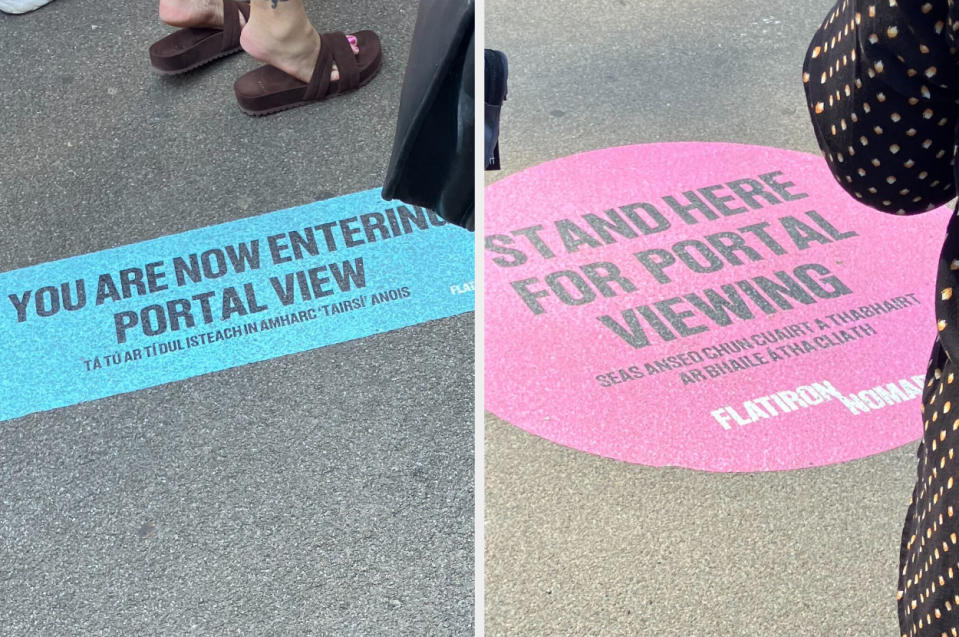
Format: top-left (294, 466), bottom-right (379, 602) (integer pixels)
top-left (0, 1), bottom-right (473, 635)
top-left (485, 1), bottom-right (915, 635)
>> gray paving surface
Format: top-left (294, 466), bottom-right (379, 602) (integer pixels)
top-left (0, 1), bottom-right (473, 635)
top-left (485, 1), bottom-right (915, 635)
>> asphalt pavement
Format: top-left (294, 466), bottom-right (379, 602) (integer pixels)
top-left (485, 1), bottom-right (916, 635)
top-left (0, 1), bottom-right (473, 635)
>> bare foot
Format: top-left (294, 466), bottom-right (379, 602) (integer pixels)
top-left (159, 0), bottom-right (246, 29)
top-left (240, 19), bottom-right (360, 83)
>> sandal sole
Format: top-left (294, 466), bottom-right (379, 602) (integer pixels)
top-left (151, 45), bottom-right (242, 76)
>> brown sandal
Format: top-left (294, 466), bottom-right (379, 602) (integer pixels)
top-left (149, 0), bottom-right (250, 75)
top-left (233, 30), bottom-right (382, 116)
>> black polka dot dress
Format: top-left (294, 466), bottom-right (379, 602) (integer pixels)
top-left (804, 2), bottom-right (959, 635)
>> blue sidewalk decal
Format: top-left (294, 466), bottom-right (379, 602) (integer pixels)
top-left (0, 189), bottom-right (474, 422)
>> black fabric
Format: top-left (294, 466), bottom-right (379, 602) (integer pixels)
top-left (804, 2), bottom-right (959, 636)
top-left (382, 0), bottom-right (475, 230)
top-left (484, 49), bottom-right (508, 171)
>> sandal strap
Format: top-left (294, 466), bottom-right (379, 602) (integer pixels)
top-left (220, 0), bottom-right (247, 52)
top-left (323, 31), bottom-right (361, 92)
top-left (304, 35), bottom-right (334, 100)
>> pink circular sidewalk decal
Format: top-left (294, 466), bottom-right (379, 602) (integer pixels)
top-left (485, 143), bottom-right (952, 472)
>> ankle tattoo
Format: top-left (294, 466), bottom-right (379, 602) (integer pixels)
top-left (269, 0), bottom-right (288, 7)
